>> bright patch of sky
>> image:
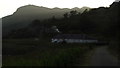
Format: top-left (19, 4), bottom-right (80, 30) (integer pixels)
top-left (0, 0), bottom-right (116, 18)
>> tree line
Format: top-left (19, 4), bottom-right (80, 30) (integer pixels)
top-left (3, 2), bottom-right (119, 40)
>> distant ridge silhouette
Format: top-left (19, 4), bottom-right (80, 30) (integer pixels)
top-left (2, 5), bottom-right (90, 36)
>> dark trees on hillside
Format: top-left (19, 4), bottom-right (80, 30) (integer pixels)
top-left (29, 19), bottom-right (41, 27)
top-left (69, 10), bottom-right (78, 17)
top-left (78, 16), bottom-right (97, 33)
top-left (4, 2), bottom-right (119, 39)
top-left (63, 13), bottom-right (69, 19)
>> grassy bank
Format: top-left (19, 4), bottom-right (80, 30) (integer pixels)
top-left (107, 40), bottom-right (119, 57)
top-left (3, 39), bottom-right (95, 66)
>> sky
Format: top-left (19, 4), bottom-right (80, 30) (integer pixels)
top-left (0, 0), bottom-right (118, 18)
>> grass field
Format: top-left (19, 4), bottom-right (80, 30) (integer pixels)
top-left (2, 38), bottom-right (95, 66)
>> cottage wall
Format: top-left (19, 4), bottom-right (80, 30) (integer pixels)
top-left (52, 38), bottom-right (98, 43)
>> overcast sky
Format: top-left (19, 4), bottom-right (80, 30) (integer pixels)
top-left (0, 0), bottom-right (117, 18)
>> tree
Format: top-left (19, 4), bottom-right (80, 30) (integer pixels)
top-left (69, 10), bottom-right (77, 17)
top-left (63, 12), bottom-right (69, 19)
top-left (30, 19), bottom-right (41, 27)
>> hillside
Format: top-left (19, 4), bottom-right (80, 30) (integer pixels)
top-left (2, 1), bottom-right (120, 39)
top-left (2, 5), bottom-right (90, 36)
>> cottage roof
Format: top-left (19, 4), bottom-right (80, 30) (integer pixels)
top-left (52, 34), bottom-right (96, 40)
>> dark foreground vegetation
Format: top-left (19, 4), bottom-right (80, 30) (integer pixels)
top-left (3, 39), bottom-right (97, 66)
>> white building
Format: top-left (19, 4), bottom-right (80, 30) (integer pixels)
top-left (52, 34), bottom-right (98, 43)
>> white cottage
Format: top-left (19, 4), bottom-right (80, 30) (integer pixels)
top-left (52, 34), bottom-right (98, 43)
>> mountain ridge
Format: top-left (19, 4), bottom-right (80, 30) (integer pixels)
top-left (2, 5), bottom-right (91, 35)
top-left (3, 1), bottom-right (120, 37)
